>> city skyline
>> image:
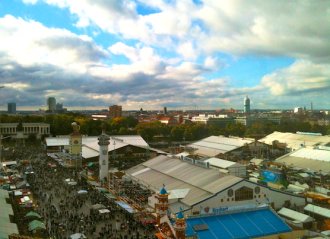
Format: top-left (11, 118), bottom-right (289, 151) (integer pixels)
top-left (0, 1), bottom-right (330, 110)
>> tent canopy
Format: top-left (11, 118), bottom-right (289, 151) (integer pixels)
top-left (99, 209), bottom-right (110, 214)
top-left (70, 233), bottom-right (87, 239)
top-left (77, 190), bottom-right (88, 194)
top-left (25, 211), bottom-right (41, 219)
top-left (28, 220), bottom-right (46, 231)
top-left (96, 187), bottom-right (108, 193)
top-left (115, 201), bottom-right (135, 213)
top-left (91, 204), bottom-right (105, 210)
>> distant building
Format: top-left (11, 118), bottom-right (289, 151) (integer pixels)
top-left (294, 107), bottom-right (303, 114)
top-left (159, 116), bottom-right (178, 126)
top-left (45, 135), bottom-right (159, 161)
top-left (235, 116), bottom-right (253, 126)
top-left (163, 106), bottom-right (167, 115)
top-left (191, 114), bottom-right (234, 127)
top-left (235, 115), bottom-right (281, 127)
top-left (7, 102), bottom-right (16, 114)
top-left (47, 97), bottom-right (56, 112)
top-left (244, 96), bottom-right (250, 114)
top-left (109, 105), bottom-right (122, 118)
top-left (56, 103), bottom-right (63, 111)
top-left (0, 123), bottom-right (50, 139)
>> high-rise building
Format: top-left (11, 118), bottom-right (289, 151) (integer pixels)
top-left (47, 97), bottom-right (56, 112)
top-left (244, 96), bottom-right (250, 114)
top-left (108, 105), bottom-right (122, 118)
top-left (163, 106), bottom-right (167, 115)
top-left (7, 102), bottom-right (16, 114)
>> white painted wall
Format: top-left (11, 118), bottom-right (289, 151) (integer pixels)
top-left (188, 180), bottom-right (305, 216)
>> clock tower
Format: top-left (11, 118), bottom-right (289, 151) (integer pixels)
top-left (98, 130), bottom-right (110, 181)
top-left (69, 122), bottom-right (82, 156)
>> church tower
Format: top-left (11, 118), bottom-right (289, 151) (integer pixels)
top-left (98, 130), bottom-right (110, 181)
top-left (174, 210), bottom-right (186, 239)
top-left (155, 185), bottom-right (169, 225)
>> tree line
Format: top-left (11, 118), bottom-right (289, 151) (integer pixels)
top-left (1, 114), bottom-right (329, 142)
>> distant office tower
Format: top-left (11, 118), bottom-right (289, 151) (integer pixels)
top-left (164, 106), bottom-right (167, 115)
top-left (244, 96), bottom-right (250, 114)
top-left (311, 102), bottom-right (313, 111)
top-left (7, 102), bottom-right (16, 114)
top-left (56, 103), bottom-right (63, 111)
top-left (47, 97), bottom-right (56, 112)
top-left (108, 105), bottom-right (122, 118)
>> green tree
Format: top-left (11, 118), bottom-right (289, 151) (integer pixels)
top-left (170, 125), bottom-right (185, 141)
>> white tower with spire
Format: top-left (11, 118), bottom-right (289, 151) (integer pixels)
top-left (98, 130), bottom-right (110, 181)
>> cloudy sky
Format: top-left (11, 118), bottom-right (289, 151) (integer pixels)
top-left (0, 0), bottom-right (329, 110)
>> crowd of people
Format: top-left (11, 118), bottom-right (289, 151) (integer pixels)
top-left (5, 141), bottom-right (156, 239)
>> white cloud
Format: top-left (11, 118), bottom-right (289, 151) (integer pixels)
top-left (0, 15), bottom-right (108, 73)
top-left (31, 0), bottom-right (330, 64)
top-left (5, 1), bottom-right (330, 109)
top-left (3, 82), bottom-right (30, 90)
top-left (177, 41), bottom-right (196, 60)
top-left (22, 0), bottom-right (38, 4)
top-left (109, 42), bottom-right (139, 62)
top-left (89, 42), bottom-right (165, 80)
top-left (197, 1), bottom-right (330, 61)
top-left (262, 60), bottom-right (330, 96)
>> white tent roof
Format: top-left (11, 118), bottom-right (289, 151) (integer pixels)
top-left (276, 148), bottom-right (330, 174)
top-left (46, 135), bottom-right (149, 159)
top-left (70, 233), bottom-right (87, 239)
top-left (259, 131), bottom-right (330, 150)
top-left (99, 209), bottom-right (110, 214)
top-left (290, 148), bottom-right (330, 162)
top-left (126, 155), bottom-right (243, 207)
top-left (304, 204), bottom-right (330, 218)
top-left (204, 157), bottom-right (240, 169)
top-left (188, 135), bottom-right (254, 157)
top-left (278, 207), bottom-right (314, 223)
top-left (168, 189), bottom-right (190, 199)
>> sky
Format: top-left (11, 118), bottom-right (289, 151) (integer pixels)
top-left (0, 0), bottom-right (329, 111)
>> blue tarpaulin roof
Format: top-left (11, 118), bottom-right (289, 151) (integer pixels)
top-left (186, 208), bottom-right (291, 239)
top-left (115, 201), bottom-right (135, 213)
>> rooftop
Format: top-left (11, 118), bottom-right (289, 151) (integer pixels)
top-left (204, 157), bottom-right (241, 169)
top-left (276, 148), bottom-right (330, 174)
top-left (45, 135), bottom-right (149, 159)
top-left (188, 135), bottom-right (254, 157)
top-left (186, 208), bottom-right (291, 239)
top-left (126, 155), bottom-right (243, 208)
top-left (259, 131), bottom-right (330, 150)
top-left (277, 207), bottom-right (314, 223)
top-left (0, 189), bottom-right (19, 238)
